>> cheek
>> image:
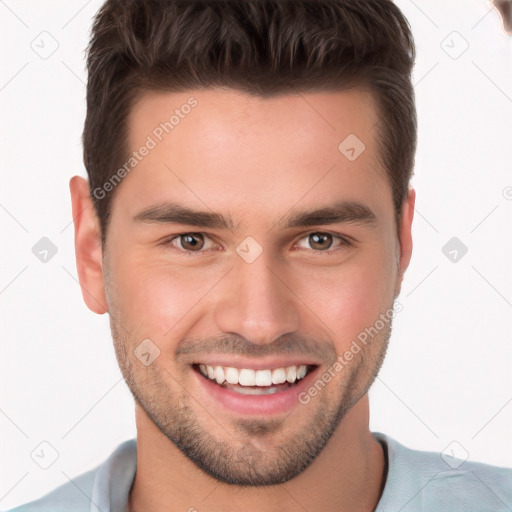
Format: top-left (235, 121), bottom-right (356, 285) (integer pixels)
top-left (292, 249), bottom-right (396, 345)
top-left (107, 250), bottom-right (223, 337)
top-left (106, 233), bottom-right (397, 350)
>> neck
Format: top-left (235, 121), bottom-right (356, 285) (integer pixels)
top-left (128, 395), bottom-right (386, 512)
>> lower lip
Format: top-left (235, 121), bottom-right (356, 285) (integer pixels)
top-left (193, 365), bottom-right (319, 416)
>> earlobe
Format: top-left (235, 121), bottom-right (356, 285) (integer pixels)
top-left (69, 176), bottom-right (109, 314)
top-left (394, 187), bottom-right (415, 298)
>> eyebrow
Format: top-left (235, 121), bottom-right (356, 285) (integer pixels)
top-left (133, 200), bottom-right (378, 230)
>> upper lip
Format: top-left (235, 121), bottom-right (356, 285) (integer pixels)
top-left (192, 356), bottom-right (320, 371)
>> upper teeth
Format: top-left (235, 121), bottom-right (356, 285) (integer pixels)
top-left (198, 364), bottom-right (309, 386)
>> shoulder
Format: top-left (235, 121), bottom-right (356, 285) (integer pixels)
top-left (2, 468), bottom-right (98, 512)
top-left (3, 439), bottom-right (137, 512)
top-left (374, 432), bottom-right (512, 512)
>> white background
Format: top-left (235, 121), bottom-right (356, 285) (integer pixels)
top-left (1, 0), bottom-right (511, 509)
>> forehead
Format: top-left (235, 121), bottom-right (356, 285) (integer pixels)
top-left (128, 87), bottom-right (379, 154)
top-left (118, 87), bottom-right (391, 225)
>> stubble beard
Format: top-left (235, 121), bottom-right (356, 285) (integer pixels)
top-left (110, 315), bottom-right (392, 486)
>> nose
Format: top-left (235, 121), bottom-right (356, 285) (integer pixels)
top-left (214, 253), bottom-right (300, 346)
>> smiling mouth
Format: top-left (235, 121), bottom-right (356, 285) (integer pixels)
top-left (193, 363), bottom-right (317, 395)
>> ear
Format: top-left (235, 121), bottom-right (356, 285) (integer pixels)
top-left (69, 176), bottom-right (108, 314)
top-left (394, 187), bottom-right (415, 298)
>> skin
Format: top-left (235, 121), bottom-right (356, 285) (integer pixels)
top-left (70, 87), bottom-right (415, 512)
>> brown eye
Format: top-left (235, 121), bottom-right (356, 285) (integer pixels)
top-left (161, 232), bottom-right (217, 255)
top-left (178, 233), bottom-right (205, 251)
top-left (308, 232), bottom-right (333, 251)
top-left (295, 232), bottom-right (351, 254)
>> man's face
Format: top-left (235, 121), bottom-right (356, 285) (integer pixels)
top-left (92, 88), bottom-right (411, 485)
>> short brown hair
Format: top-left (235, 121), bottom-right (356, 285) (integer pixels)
top-left (83, 0), bottom-right (417, 244)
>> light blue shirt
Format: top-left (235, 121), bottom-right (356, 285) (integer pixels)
top-left (4, 432), bottom-right (511, 512)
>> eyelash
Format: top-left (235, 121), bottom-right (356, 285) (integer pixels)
top-left (159, 232), bottom-right (353, 257)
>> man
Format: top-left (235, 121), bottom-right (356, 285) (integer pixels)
top-left (7, 0), bottom-right (511, 511)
